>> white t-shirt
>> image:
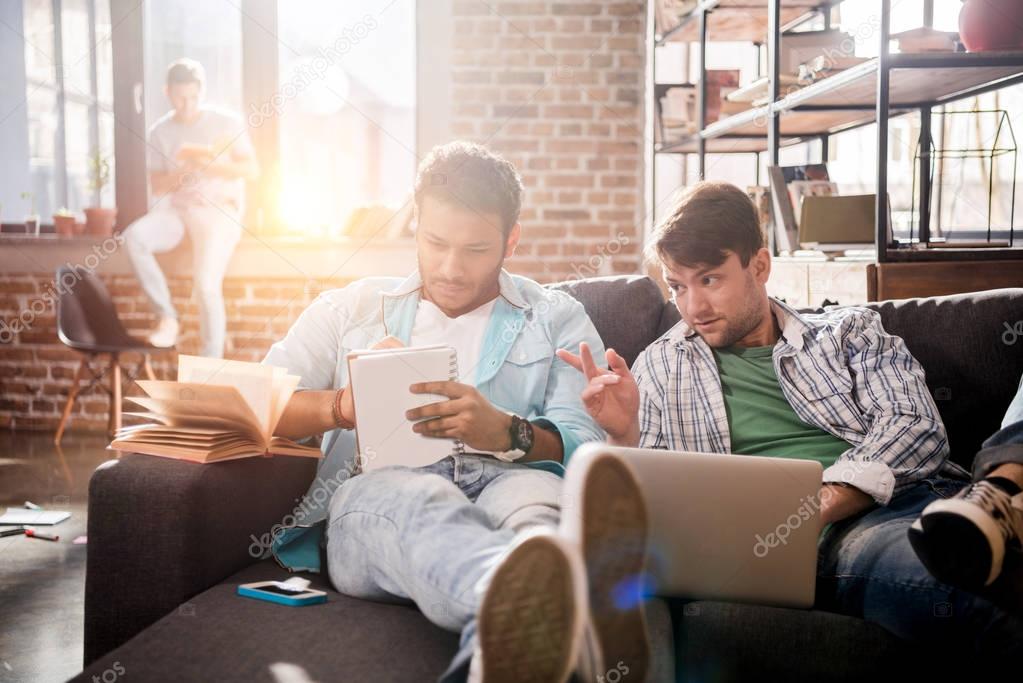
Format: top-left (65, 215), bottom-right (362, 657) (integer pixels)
top-left (410, 296), bottom-right (498, 383)
top-left (147, 106), bottom-right (255, 212)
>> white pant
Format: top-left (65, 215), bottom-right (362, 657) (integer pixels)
top-left (123, 203), bottom-right (242, 358)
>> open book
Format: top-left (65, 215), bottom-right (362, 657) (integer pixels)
top-left (110, 355), bottom-right (321, 464)
top-left (347, 344), bottom-right (464, 471)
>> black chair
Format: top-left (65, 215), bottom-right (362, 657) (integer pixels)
top-left (54, 265), bottom-right (175, 443)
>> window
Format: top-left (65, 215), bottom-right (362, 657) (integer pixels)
top-left (142, 0), bottom-right (243, 207)
top-left (276, 0), bottom-right (416, 237)
top-left (0, 0), bottom-right (114, 223)
top-left (2, 0), bottom-right (417, 237)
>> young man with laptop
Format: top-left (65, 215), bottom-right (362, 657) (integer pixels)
top-left (264, 141), bottom-right (651, 682)
top-left (558, 181), bottom-right (1023, 656)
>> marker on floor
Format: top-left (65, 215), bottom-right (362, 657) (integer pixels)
top-left (24, 528), bottom-right (59, 542)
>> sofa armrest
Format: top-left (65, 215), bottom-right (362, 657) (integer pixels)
top-left (84, 453), bottom-right (317, 665)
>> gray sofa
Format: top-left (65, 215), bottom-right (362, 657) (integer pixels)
top-left (75, 277), bottom-right (1023, 682)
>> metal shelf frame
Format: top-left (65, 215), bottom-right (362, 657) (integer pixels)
top-left (650, 0), bottom-right (1023, 262)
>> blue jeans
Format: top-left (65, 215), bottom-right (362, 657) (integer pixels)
top-left (973, 372), bottom-right (1023, 479)
top-left (122, 203), bottom-right (242, 358)
top-left (816, 476), bottom-right (1023, 655)
top-left (324, 455), bottom-right (563, 681)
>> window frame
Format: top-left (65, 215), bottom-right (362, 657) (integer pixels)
top-left (23, 0), bottom-right (110, 222)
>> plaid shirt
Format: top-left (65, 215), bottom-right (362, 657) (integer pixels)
top-left (631, 298), bottom-right (968, 505)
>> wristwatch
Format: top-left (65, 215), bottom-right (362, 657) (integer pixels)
top-left (496, 415), bottom-right (534, 462)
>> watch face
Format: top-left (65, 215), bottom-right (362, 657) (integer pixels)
top-left (515, 419), bottom-right (534, 451)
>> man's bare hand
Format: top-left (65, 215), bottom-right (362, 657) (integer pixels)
top-left (555, 342), bottom-right (640, 445)
top-left (819, 483), bottom-right (875, 525)
top-left (406, 381), bottom-right (512, 452)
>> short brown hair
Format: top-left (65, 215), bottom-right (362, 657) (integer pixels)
top-left (414, 141), bottom-right (523, 237)
top-left (647, 181), bottom-right (763, 269)
top-left (166, 58), bottom-right (205, 88)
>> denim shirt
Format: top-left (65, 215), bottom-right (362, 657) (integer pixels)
top-left (260, 269), bottom-right (606, 572)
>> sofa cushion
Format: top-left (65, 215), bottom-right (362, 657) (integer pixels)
top-left (671, 599), bottom-right (955, 682)
top-left (74, 560), bottom-right (459, 683)
top-left (547, 275), bottom-right (667, 367)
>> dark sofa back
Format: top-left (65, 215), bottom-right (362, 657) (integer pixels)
top-left (547, 275), bottom-right (667, 367)
top-left (865, 288), bottom-right (1023, 467)
top-left (560, 277), bottom-right (1023, 471)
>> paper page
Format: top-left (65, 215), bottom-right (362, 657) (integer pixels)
top-left (267, 372), bottom-right (301, 438)
top-left (176, 355), bottom-right (275, 435)
top-left (0, 508), bottom-right (71, 525)
top-left (131, 382), bottom-right (264, 442)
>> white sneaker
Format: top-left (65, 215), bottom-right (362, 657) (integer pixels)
top-left (474, 530), bottom-right (587, 683)
top-left (909, 479), bottom-right (1023, 588)
top-left (147, 316), bottom-right (179, 348)
top-left (560, 446), bottom-right (651, 683)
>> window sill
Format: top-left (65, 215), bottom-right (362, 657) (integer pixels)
top-left (0, 233), bottom-right (418, 280)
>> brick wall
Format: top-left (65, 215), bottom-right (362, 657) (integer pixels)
top-left (0, 0), bottom-right (648, 432)
top-left (449, 0), bottom-right (647, 281)
top-left (0, 272), bottom-right (352, 432)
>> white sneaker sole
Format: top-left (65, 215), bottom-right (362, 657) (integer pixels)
top-left (477, 533), bottom-right (586, 683)
top-left (561, 447), bottom-right (651, 682)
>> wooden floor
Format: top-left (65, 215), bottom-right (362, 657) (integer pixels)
top-left (0, 431), bottom-right (114, 683)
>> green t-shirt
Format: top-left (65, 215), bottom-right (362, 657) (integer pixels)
top-left (712, 344), bottom-right (850, 469)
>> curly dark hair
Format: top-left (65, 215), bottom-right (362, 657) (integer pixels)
top-left (413, 141), bottom-right (523, 237)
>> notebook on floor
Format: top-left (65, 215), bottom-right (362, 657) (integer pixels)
top-left (346, 344), bottom-right (465, 471)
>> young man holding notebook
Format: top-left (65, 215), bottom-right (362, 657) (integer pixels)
top-left (263, 142), bottom-right (650, 682)
top-left (558, 181), bottom-right (1023, 658)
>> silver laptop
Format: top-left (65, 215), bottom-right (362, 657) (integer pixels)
top-left (574, 443), bottom-right (823, 609)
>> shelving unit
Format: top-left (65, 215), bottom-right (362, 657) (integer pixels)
top-left (651, 0), bottom-right (1023, 265)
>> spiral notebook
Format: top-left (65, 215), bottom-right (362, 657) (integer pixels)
top-left (346, 344), bottom-right (465, 471)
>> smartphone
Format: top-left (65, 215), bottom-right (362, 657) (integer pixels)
top-left (237, 581), bottom-right (327, 607)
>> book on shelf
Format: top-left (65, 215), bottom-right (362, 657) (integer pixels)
top-left (110, 355), bottom-right (321, 464)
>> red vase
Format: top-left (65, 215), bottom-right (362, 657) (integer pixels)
top-left (959, 0), bottom-right (1023, 52)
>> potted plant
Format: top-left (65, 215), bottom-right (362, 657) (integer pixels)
top-left (21, 191), bottom-right (39, 236)
top-left (83, 150), bottom-right (117, 237)
top-left (53, 207), bottom-right (77, 237)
